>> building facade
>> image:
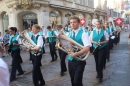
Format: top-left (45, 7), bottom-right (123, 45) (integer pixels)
top-left (0, 0), bottom-right (107, 34)
top-left (107, 0), bottom-right (121, 21)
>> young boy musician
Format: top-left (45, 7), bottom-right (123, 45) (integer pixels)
top-left (27, 24), bottom-right (45, 86)
top-left (68, 16), bottom-right (91, 86)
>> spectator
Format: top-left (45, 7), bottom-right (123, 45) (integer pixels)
top-left (0, 57), bottom-right (9, 86)
top-left (3, 30), bottom-right (10, 55)
top-left (0, 32), bottom-right (4, 57)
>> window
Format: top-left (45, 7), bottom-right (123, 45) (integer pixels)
top-left (2, 12), bottom-right (9, 32)
top-left (49, 10), bottom-right (61, 26)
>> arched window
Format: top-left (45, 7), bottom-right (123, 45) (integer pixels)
top-left (2, 12), bottom-right (9, 32)
top-left (49, 10), bottom-right (61, 27)
top-left (65, 12), bottom-right (74, 24)
top-left (88, 15), bottom-right (92, 24)
top-left (79, 13), bottom-right (84, 19)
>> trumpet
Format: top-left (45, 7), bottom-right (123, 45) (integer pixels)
top-left (57, 31), bottom-right (90, 61)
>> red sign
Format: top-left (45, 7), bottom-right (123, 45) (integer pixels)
top-left (80, 18), bottom-right (86, 25)
top-left (115, 18), bottom-right (123, 26)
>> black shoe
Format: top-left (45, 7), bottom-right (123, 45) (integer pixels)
top-left (39, 82), bottom-right (45, 86)
top-left (60, 72), bottom-right (64, 76)
top-left (10, 78), bottom-right (16, 82)
top-left (98, 79), bottom-right (102, 83)
top-left (96, 75), bottom-right (99, 78)
top-left (2, 56), bottom-right (5, 57)
top-left (17, 72), bottom-right (24, 76)
top-left (50, 60), bottom-right (54, 62)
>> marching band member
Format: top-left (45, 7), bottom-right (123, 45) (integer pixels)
top-left (9, 27), bottom-right (24, 82)
top-left (113, 24), bottom-right (118, 45)
top-left (90, 21), bottom-right (109, 83)
top-left (47, 26), bottom-right (58, 62)
top-left (64, 24), bottom-right (69, 32)
top-left (16, 28), bottom-right (23, 63)
top-left (39, 28), bottom-right (45, 54)
top-left (28, 28), bottom-right (33, 61)
top-left (104, 22), bottom-right (111, 63)
top-left (109, 22), bottom-right (115, 50)
top-left (68, 16), bottom-right (91, 86)
top-left (27, 24), bottom-right (45, 86)
top-left (115, 25), bottom-right (121, 43)
top-left (56, 25), bottom-right (68, 76)
top-left (89, 27), bottom-right (93, 53)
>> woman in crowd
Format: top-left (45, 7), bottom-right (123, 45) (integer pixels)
top-left (0, 32), bottom-right (5, 57)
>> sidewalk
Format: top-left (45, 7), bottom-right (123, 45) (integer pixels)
top-left (2, 29), bottom-right (130, 86)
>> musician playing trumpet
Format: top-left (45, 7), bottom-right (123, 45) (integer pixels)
top-left (90, 21), bottom-right (109, 83)
top-left (67, 16), bottom-right (91, 86)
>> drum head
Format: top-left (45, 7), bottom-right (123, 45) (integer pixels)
top-left (92, 19), bottom-right (98, 25)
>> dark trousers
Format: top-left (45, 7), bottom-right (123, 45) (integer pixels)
top-left (68, 60), bottom-right (86, 86)
top-left (106, 41), bottom-right (110, 61)
top-left (19, 54), bottom-right (23, 63)
top-left (103, 45), bottom-right (107, 68)
top-left (11, 50), bottom-right (23, 63)
top-left (59, 50), bottom-right (67, 72)
top-left (114, 35), bottom-right (118, 45)
top-left (32, 54), bottom-right (45, 86)
top-left (49, 42), bottom-right (58, 61)
top-left (117, 33), bottom-right (120, 43)
top-left (93, 46), bottom-right (106, 79)
top-left (29, 52), bottom-right (32, 60)
top-left (110, 37), bottom-right (114, 49)
top-left (10, 49), bottom-right (23, 79)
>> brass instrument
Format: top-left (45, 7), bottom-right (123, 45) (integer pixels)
top-left (22, 30), bottom-right (42, 56)
top-left (57, 32), bottom-right (90, 61)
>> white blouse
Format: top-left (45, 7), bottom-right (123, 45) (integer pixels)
top-left (0, 36), bottom-right (3, 44)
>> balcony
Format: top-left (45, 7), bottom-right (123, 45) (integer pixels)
top-left (50, 0), bottom-right (94, 13)
top-left (5, 0), bottom-right (49, 9)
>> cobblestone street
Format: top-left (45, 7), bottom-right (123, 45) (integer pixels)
top-left (2, 30), bottom-right (130, 86)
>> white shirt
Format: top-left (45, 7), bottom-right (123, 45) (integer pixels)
top-left (72, 28), bottom-right (91, 47)
top-left (0, 36), bottom-right (3, 44)
top-left (90, 28), bottom-right (109, 41)
top-left (0, 58), bottom-right (9, 86)
top-left (109, 26), bottom-right (116, 35)
top-left (33, 34), bottom-right (43, 48)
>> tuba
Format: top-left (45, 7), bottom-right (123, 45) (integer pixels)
top-left (21, 30), bottom-right (42, 56)
top-left (57, 31), bottom-right (90, 61)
